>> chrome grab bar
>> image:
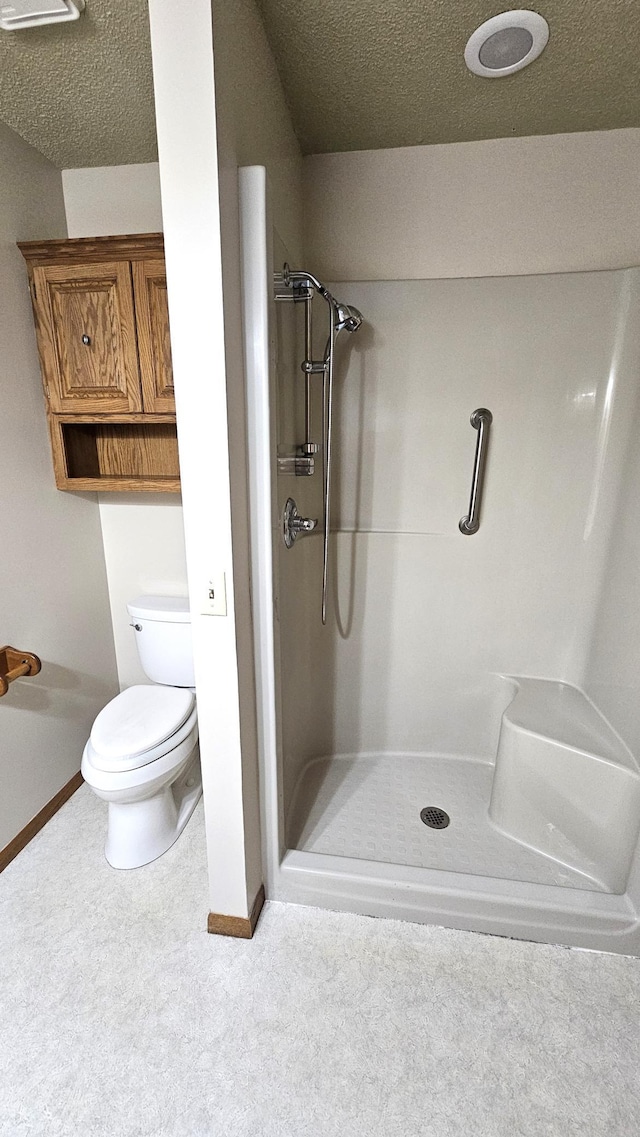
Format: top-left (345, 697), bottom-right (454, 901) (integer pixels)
top-left (459, 408), bottom-right (492, 535)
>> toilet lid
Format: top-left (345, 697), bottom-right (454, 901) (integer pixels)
top-left (90, 685), bottom-right (195, 761)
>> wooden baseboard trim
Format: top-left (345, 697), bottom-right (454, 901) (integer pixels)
top-left (0, 770), bottom-right (83, 874)
top-left (207, 883), bottom-right (266, 939)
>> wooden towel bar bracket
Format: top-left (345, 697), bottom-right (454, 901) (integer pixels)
top-left (0, 646), bottom-right (41, 697)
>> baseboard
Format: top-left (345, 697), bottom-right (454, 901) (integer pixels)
top-left (207, 883), bottom-right (266, 939)
top-left (0, 770), bottom-right (83, 874)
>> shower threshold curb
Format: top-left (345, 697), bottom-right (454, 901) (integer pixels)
top-left (276, 849), bottom-right (639, 955)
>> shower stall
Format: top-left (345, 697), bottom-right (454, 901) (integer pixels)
top-left (241, 165), bottom-right (640, 953)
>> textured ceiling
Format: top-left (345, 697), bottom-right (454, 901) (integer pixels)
top-left (0, 0), bottom-right (156, 168)
top-left (256, 0), bottom-right (640, 153)
top-left (1, 1), bottom-right (638, 169)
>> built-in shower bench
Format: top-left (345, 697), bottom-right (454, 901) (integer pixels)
top-left (489, 678), bottom-right (640, 893)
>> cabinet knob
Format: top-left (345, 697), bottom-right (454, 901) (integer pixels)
top-left (82, 334), bottom-right (91, 346)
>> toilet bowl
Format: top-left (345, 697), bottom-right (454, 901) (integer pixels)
top-left (81, 596), bottom-right (202, 869)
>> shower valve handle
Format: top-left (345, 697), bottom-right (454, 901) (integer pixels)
top-left (283, 498), bottom-right (317, 549)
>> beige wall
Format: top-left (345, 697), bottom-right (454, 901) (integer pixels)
top-left (62, 163), bottom-right (188, 690)
top-left (0, 123), bottom-right (118, 850)
top-left (304, 128), bottom-right (640, 281)
top-left (212, 0), bottom-right (303, 258)
top-left (98, 496), bottom-right (188, 689)
top-left (62, 164), bottom-right (163, 237)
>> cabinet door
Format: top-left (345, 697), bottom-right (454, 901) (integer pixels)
top-left (132, 260), bottom-right (175, 413)
top-left (32, 262), bottom-right (143, 414)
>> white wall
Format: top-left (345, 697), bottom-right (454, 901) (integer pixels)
top-left (62, 163), bottom-right (188, 689)
top-left (0, 123), bottom-right (118, 849)
top-left (304, 129), bottom-right (640, 281)
top-left (148, 0), bottom-right (303, 919)
top-left (208, 0), bottom-right (304, 911)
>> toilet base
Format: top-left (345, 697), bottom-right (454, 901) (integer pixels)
top-left (104, 748), bottom-right (202, 869)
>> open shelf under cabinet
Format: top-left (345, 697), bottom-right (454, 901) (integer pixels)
top-left (50, 415), bottom-right (180, 492)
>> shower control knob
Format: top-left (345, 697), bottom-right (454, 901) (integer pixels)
top-left (282, 497), bottom-right (317, 549)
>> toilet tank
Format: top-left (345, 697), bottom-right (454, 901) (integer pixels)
top-left (126, 596), bottom-right (195, 687)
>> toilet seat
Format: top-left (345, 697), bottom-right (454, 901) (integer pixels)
top-left (82, 720), bottom-right (199, 795)
top-left (88, 685), bottom-right (197, 773)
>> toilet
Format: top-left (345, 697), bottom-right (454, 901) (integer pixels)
top-left (81, 596), bottom-right (201, 869)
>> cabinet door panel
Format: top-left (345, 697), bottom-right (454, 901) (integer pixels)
top-left (133, 261), bottom-right (175, 413)
top-left (33, 262), bottom-right (142, 413)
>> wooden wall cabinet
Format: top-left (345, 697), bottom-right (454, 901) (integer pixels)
top-left (19, 233), bottom-right (180, 492)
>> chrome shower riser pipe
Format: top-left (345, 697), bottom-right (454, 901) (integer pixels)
top-left (304, 287), bottom-right (313, 454)
top-left (276, 264), bottom-right (363, 624)
top-left (321, 301), bottom-right (336, 625)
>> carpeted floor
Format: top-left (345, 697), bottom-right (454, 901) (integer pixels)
top-left (1, 785), bottom-right (639, 1137)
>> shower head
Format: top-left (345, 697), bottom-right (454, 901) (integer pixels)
top-left (334, 302), bottom-right (363, 334)
top-left (321, 299), bottom-right (364, 364)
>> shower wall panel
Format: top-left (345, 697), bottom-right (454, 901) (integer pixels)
top-left (304, 132), bottom-right (640, 282)
top-left (310, 271), bottom-right (640, 760)
top-left (584, 377), bottom-right (640, 756)
top-left (272, 236), bottom-right (334, 815)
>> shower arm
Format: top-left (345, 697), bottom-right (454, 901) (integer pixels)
top-left (282, 265), bottom-right (334, 308)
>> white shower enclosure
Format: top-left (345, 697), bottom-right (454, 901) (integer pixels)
top-left (241, 166), bottom-right (640, 953)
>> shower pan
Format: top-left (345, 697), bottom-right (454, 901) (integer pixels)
top-left (240, 165), bottom-right (640, 955)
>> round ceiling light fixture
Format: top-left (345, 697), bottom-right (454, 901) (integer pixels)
top-left (464, 10), bottom-right (549, 78)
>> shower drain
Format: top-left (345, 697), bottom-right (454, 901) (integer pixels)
top-left (420, 806), bottom-right (450, 830)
